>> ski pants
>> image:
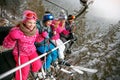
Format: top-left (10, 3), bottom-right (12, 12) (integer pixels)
top-left (51, 39), bottom-right (65, 60)
top-left (37, 43), bottom-right (58, 70)
top-left (14, 52), bottom-right (42, 80)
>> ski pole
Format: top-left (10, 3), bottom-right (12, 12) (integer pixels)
top-left (44, 38), bottom-right (47, 74)
top-left (18, 56), bottom-right (22, 80)
top-left (16, 40), bottom-right (22, 80)
top-left (41, 66), bottom-right (46, 79)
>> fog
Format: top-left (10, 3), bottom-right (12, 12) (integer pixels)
top-left (87, 0), bottom-right (120, 26)
top-left (43, 0), bottom-right (120, 30)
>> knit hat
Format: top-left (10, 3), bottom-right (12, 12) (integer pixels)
top-left (22, 10), bottom-right (37, 23)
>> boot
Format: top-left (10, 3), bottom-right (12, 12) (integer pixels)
top-left (66, 49), bottom-right (71, 54)
top-left (45, 69), bottom-right (56, 80)
top-left (32, 72), bottom-right (39, 80)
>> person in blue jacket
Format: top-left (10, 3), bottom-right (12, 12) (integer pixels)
top-left (35, 13), bottom-right (58, 73)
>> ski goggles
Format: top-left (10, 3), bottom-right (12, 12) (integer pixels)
top-left (71, 16), bottom-right (75, 19)
top-left (25, 12), bottom-right (37, 20)
top-left (68, 15), bottom-right (75, 20)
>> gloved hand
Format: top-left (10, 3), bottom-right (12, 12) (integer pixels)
top-left (72, 33), bottom-right (75, 35)
top-left (0, 46), bottom-right (4, 53)
top-left (69, 33), bottom-right (74, 40)
top-left (41, 31), bottom-right (49, 38)
top-left (62, 30), bottom-right (70, 35)
top-left (70, 33), bottom-right (77, 41)
top-left (0, 46), bottom-right (12, 53)
top-left (53, 31), bottom-right (56, 35)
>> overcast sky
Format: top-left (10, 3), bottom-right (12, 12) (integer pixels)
top-left (44, 0), bottom-right (120, 25)
top-left (87, 0), bottom-right (120, 24)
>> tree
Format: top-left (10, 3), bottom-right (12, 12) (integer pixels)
top-left (0, 0), bottom-right (21, 18)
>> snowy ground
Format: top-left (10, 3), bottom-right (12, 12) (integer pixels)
top-left (62, 22), bottom-right (120, 80)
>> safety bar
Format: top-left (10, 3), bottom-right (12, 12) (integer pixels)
top-left (0, 40), bottom-right (71, 79)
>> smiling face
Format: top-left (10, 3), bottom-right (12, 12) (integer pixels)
top-left (25, 19), bottom-right (36, 31)
top-left (52, 20), bottom-right (61, 28)
top-left (54, 20), bottom-right (60, 25)
top-left (45, 20), bottom-right (52, 27)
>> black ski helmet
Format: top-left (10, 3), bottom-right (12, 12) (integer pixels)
top-left (68, 15), bottom-right (75, 20)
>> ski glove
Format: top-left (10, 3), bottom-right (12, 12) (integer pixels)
top-left (62, 30), bottom-right (70, 35)
top-left (41, 31), bottom-right (49, 39)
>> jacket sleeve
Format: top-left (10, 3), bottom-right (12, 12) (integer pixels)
top-left (3, 28), bottom-right (20, 48)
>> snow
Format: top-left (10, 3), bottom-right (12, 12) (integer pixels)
top-left (72, 46), bottom-right (89, 55)
top-left (23, 0), bottom-right (120, 79)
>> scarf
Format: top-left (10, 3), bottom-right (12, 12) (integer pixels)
top-left (19, 22), bottom-right (37, 36)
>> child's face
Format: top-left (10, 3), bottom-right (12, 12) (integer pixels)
top-left (69, 19), bottom-right (74, 24)
top-left (55, 20), bottom-right (60, 25)
top-left (60, 19), bottom-right (66, 23)
top-left (46, 20), bottom-right (52, 27)
top-left (25, 20), bottom-right (36, 30)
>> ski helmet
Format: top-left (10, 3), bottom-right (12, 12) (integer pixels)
top-left (59, 14), bottom-right (67, 20)
top-left (43, 13), bottom-right (54, 21)
top-left (58, 10), bottom-right (67, 20)
top-left (68, 15), bottom-right (75, 20)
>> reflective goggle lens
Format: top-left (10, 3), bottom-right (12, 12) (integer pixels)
top-left (26, 13), bottom-right (36, 19)
top-left (72, 16), bottom-right (75, 19)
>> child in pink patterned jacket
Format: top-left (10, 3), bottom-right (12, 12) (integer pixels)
top-left (0, 10), bottom-right (47, 80)
top-left (51, 18), bottom-right (69, 64)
